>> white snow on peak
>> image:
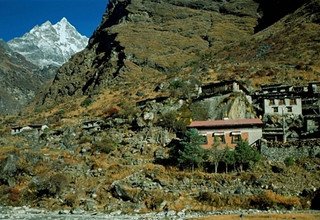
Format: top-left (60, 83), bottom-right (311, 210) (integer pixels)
top-left (60, 17), bottom-right (68, 22)
top-left (43, 20), bottom-right (52, 26)
top-left (8, 18), bottom-right (89, 67)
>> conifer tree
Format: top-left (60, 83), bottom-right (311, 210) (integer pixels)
top-left (235, 140), bottom-right (261, 172)
top-left (207, 137), bottom-right (223, 173)
top-left (178, 129), bottom-right (205, 170)
top-left (222, 147), bottom-right (235, 173)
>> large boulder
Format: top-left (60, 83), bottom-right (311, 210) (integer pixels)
top-left (0, 154), bottom-right (19, 186)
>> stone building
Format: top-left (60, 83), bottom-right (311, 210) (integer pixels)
top-left (82, 120), bottom-right (103, 131)
top-left (253, 84), bottom-right (302, 116)
top-left (253, 82), bottom-right (320, 141)
top-left (200, 80), bottom-right (251, 100)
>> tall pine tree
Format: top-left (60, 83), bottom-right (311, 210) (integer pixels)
top-left (235, 140), bottom-right (261, 172)
top-left (178, 129), bottom-right (205, 170)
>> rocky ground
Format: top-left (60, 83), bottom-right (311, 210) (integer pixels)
top-left (0, 138), bottom-right (319, 214)
top-left (1, 206), bottom-right (319, 220)
top-left (0, 94), bottom-right (320, 214)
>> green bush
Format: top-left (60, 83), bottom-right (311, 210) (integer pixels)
top-left (118, 100), bottom-right (140, 122)
top-left (284, 157), bottom-right (295, 166)
top-left (94, 137), bottom-right (118, 154)
top-left (190, 102), bottom-right (209, 120)
top-left (78, 135), bottom-right (92, 144)
top-left (168, 78), bottom-right (200, 99)
top-left (81, 97), bottom-right (93, 107)
top-left (157, 110), bottom-right (189, 133)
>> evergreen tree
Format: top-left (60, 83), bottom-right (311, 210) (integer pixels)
top-left (207, 137), bottom-right (223, 173)
top-left (178, 129), bottom-right (205, 170)
top-left (235, 140), bottom-right (261, 172)
top-left (222, 147), bottom-right (235, 173)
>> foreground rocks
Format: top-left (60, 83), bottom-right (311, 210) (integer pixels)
top-left (1, 206), bottom-right (320, 220)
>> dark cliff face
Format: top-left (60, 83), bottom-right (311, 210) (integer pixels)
top-left (254, 0), bottom-right (309, 32)
top-left (42, 0), bottom-right (320, 105)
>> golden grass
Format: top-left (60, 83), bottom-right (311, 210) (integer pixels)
top-left (193, 212), bottom-right (320, 220)
top-left (251, 190), bottom-right (301, 210)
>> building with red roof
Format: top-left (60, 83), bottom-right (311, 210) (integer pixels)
top-left (188, 118), bottom-right (263, 149)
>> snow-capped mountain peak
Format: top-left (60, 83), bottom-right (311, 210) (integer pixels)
top-left (8, 18), bottom-right (88, 67)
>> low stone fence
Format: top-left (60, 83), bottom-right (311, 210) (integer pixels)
top-left (261, 139), bottom-right (320, 161)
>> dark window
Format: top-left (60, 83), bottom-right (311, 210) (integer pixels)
top-left (279, 99), bottom-right (285, 105)
top-left (290, 99), bottom-right (297, 105)
top-left (273, 107), bottom-right (279, 113)
top-left (201, 135), bottom-right (208, 145)
top-left (269, 99), bottom-right (275, 105)
top-left (232, 135), bottom-right (241, 144)
top-left (287, 106), bottom-right (293, 112)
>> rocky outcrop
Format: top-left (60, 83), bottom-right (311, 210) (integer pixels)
top-left (191, 92), bottom-right (255, 120)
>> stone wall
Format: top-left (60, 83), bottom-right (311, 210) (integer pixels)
top-left (261, 139), bottom-right (320, 161)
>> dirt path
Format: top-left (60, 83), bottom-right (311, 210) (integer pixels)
top-left (193, 212), bottom-right (320, 220)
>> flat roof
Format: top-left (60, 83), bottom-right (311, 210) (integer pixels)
top-left (188, 118), bottom-right (263, 128)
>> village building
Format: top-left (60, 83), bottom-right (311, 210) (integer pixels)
top-left (11, 126), bottom-right (24, 135)
top-left (199, 80), bottom-right (251, 101)
top-left (253, 84), bottom-right (303, 116)
top-left (254, 82), bottom-right (320, 117)
top-left (263, 96), bottom-right (302, 115)
top-left (253, 82), bottom-right (320, 141)
top-left (82, 120), bottom-right (103, 131)
top-left (188, 118), bottom-right (263, 149)
top-left (11, 124), bottom-right (48, 135)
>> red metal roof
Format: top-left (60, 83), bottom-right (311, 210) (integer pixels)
top-left (188, 118), bottom-right (263, 128)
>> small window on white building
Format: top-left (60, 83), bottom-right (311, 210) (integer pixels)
top-left (273, 107), bottom-right (279, 113)
top-left (269, 99), bottom-right (275, 105)
top-left (279, 99), bottom-right (285, 105)
top-left (287, 106), bottom-right (293, 113)
top-left (290, 98), bottom-right (297, 105)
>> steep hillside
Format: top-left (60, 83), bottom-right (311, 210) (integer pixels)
top-left (42, 0), bottom-right (259, 104)
top-left (42, 0), bottom-right (320, 108)
top-left (208, 0), bottom-right (320, 86)
top-left (0, 40), bottom-right (44, 114)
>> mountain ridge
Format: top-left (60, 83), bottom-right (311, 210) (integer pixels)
top-left (8, 18), bottom-right (89, 68)
top-left (0, 18), bottom-right (88, 114)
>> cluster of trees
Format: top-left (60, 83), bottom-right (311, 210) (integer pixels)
top-left (172, 129), bottom-right (261, 172)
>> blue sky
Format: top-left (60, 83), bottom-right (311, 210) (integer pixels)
top-left (0, 0), bottom-right (109, 41)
